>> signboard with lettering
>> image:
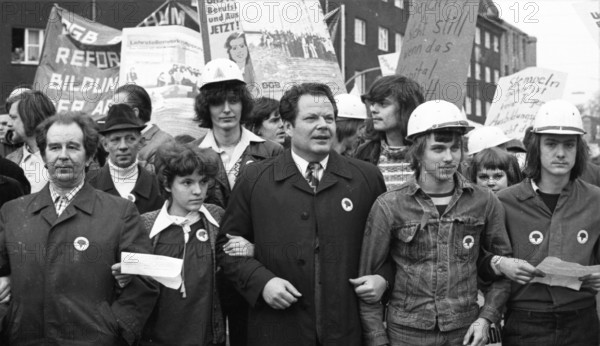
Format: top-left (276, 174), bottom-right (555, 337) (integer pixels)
top-left (396, 0), bottom-right (480, 107)
top-left (378, 52), bottom-right (400, 76)
top-left (119, 26), bottom-right (206, 137)
top-left (573, 1), bottom-right (600, 48)
top-left (138, 0), bottom-right (200, 31)
top-left (485, 67), bottom-right (568, 139)
top-left (33, 5), bottom-right (121, 117)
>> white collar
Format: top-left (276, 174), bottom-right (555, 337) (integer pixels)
top-left (141, 122), bottom-right (155, 135)
top-left (198, 127), bottom-right (265, 152)
top-left (531, 179), bottom-right (540, 193)
top-left (290, 149), bottom-right (329, 176)
top-left (149, 202), bottom-right (220, 239)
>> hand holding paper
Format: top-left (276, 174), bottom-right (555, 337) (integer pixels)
top-left (121, 252), bottom-right (183, 290)
top-left (531, 257), bottom-right (600, 291)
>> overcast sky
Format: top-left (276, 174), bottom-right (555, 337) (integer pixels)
top-left (507, 0), bottom-right (600, 105)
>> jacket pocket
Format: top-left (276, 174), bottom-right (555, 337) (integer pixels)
top-left (453, 217), bottom-right (483, 262)
top-left (392, 222), bottom-right (424, 262)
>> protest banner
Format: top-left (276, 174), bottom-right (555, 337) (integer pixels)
top-left (138, 0), bottom-right (200, 32)
top-left (33, 5), bottom-right (121, 117)
top-left (119, 26), bottom-right (206, 137)
top-left (572, 1), bottom-right (600, 48)
top-left (236, 0), bottom-right (345, 100)
top-left (378, 52), bottom-right (400, 76)
top-left (396, 0), bottom-right (480, 107)
top-left (485, 67), bottom-right (567, 139)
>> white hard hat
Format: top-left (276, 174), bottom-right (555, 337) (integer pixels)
top-left (467, 126), bottom-right (511, 155)
top-left (406, 100), bottom-right (473, 140)
top-left (200, 58), bottom-right (245, 88)
top-left (335, 94), bottom-right (367, 120)
top-left (532, 99), bottom-right (585, 135)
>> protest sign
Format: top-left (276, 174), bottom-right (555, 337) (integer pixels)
top-left (572, 1), bottom-right (600, 48)
top-left (138, 0), bottom-right (200, 32)
top-left (396, 0), bottom-right (479, 107)
top-left (33, 5), bottom-right (121, 117)
top-left (120, 26), bottom-right (206, 137)
top-left (378, 52), bottom-right (400, 76)
top-left (237, 0), bottom-right (345, 100)
top-left (485, 67), bottom-right (567, 139)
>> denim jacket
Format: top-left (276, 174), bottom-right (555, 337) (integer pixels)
top-left (358, 173), bottom-right (512, 346)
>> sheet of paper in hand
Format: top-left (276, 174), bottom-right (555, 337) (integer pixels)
top-left (531, 256), bottom-right (600, 291)
top-left (121, 252), bottom-right (183, 289)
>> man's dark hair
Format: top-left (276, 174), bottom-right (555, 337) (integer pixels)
top-left (11, 90), bottom-right (56, 138)
top-left (336, 118), bottom-right (364, 142)
top-left (245, 97), bottom-right (280, 135)
top-left (361, 76), bottom-right (424, 140)
top-left (279, 83), bottom-right (338, 125)
top-left (115, 84), bottom-right (153, 123)
top-left (36, 112), bottom-right (99, 160)
top-left (523, 133), bottom-right (588, 182)
top-left (194, 80), bottom-right (253, 128)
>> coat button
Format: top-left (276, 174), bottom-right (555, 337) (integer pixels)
top-left (301, 212), bottom-right (309, 220)
top-left (297, 259), bottom-right (305, 266)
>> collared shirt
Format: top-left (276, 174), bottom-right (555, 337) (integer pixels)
top-left (49, 181), bottom-right (84, 216)
top-left (290, 149), bottom-right (329, 181)
top-left (150, 202), bottom-right (219, 239)
top-left (358, 173), bottom-right (512, 345)
top-left (199, 127), bottom-right (265, 188)
top-left (19, 145), bottom-right (48, 193)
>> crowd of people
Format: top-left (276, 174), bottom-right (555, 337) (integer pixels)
top-left (0, 56), bottom-right (599, 346)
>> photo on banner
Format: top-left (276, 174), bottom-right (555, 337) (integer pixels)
top-left (236, 0), bottom-right (345, 100)
top-left (119, 26), bottom-right (205, 137)
top-left (33, 5), bottom-right (121, 118)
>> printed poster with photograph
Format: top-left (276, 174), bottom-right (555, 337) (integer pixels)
top-left (236, 0), bottom-right (345, 99)
top-left (119, 26), bottom-right (206, 137)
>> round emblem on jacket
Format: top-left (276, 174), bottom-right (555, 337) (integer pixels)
top-left (73, 237), bottom-right (89, 251)
top-left (126, 193), bottom-right (136, 203)
top-left (577, 230), bottom-right (589, 244)
top-left (529, 231), bottom-right (544, 245)
top-left (341, 198), bottom-right (353, 212)
top-left (196, 229), bottom-right (209, 242)
top-left (462, 235), bottom-right (475, 249)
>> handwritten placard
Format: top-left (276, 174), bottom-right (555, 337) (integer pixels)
top-left (485, 67), bottom-right (567, 139)
top-left (396, 0), bottom-right (479, 107)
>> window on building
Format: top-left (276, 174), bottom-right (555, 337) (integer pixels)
top-left (475, 28), bottom-right (480, 45)
top-left (493, 35), bottom-right (500, 52)
top-left (484, 31), bottom-right (490, 49)
top-left (494, 69), bottom-right (500, 82)
top-left (485, 102), bottom-right (491, 116)
top-left (354, 18), bottom-right (366, 45)
top-left (504, 65), bottom-right (509, 76)
top-left (485, 67), bottom-right (491, 83)
top-left (467, 64), bottom-right (471, 78)
top-left (11, 28), bottom-right (44, 64)
top-left (395, 0), bottom-right (404, 8)
top-left (476, 100), bottom-right (482, 117)
top-left (395, 33), bottom-right (403, 53)
top-left (354, 71), bottom-right (366, 94)
top-left (474, 46), bottom-right (480, 62)
top-left (475, 63), bottom-right (481, 80)
top-left (465, 96), bottom-right (472, 116)
top-left (378, 26), bottom-right (389, 51)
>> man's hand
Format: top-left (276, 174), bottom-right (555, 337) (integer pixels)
top-left (498, 258), bottom-right (545, 285)
top-left (223, 234), bottom-right (255, 257)
top-left (579, 273), bottom-right (600, 291)
top-left (111, 263), bottom-right (132, 288)
top-left (349, 275), bottom-right (387, 304)
top-left (463, 317), bottom-right (489, 346)
top-left (262, 278), bottom-right (302, 310)
top-left (0, 276), bottom-right (10, 303)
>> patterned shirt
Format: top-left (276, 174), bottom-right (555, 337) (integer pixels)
top-left (49, 181), bottom-right (84, 216)
top-left (377, 140), bottom-right (413, 191)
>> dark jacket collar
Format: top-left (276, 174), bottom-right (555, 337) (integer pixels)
top-left (94, 164), bottom-right (154, 199)
top-left (513, 177), bottom-right (577, 202)
top-left (29, 183), bottom-right (96, 226)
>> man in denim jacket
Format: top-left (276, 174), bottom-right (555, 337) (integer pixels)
top-left (358, 100), bottom-right (512, 346)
